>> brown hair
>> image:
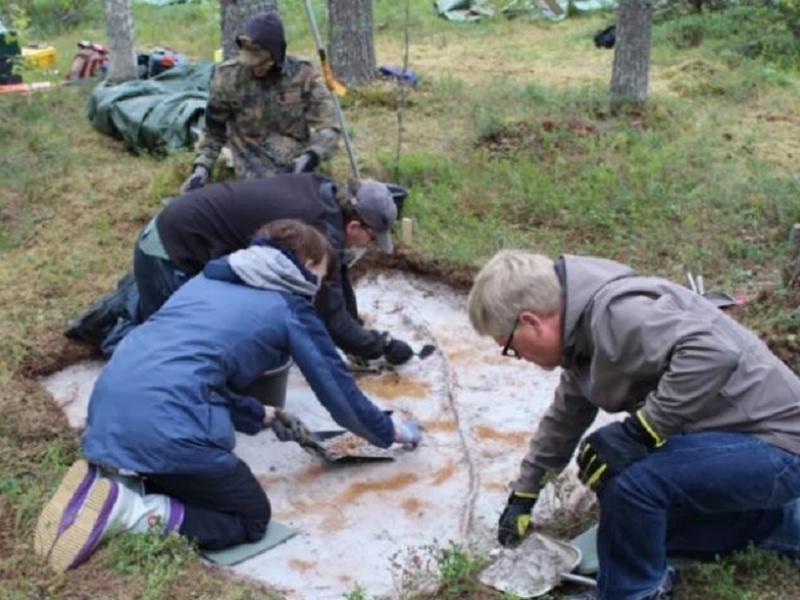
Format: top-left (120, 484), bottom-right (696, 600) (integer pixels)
top-left (253, 219), bottom-right (337, 279)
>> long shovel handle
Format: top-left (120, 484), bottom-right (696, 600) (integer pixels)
top-left (301, 0), bottom-right (360, 179)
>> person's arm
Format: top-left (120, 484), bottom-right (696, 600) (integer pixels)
top-left (512, 370), bottom-right (598, 493)
top-left (214, 388), bottom-right (265, 435)
top-left (314, 265), bottom-right (386, 359)
top-left (299, 67), bottom-right (341, 161)
top-left (286, 298), bottom-right (395, 447)
top-left (498, 372), bottom-right (596, 547)
top-left (193, 66), bottom-right (233, 172)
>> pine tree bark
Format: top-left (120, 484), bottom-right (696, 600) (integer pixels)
top-left (104, 0), bottom-right (138, 83)
top-left (610, 0), bottom-right (654, 106)
top-left (328, 0), bottom-right (376, 86)
top-left (220, 0), bottom-right (279, 61)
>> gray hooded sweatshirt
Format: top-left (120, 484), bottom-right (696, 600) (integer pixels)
top-left (228, 244), bottom-right (319, 297)
top-left (513, 255), bottom-right (800, 493)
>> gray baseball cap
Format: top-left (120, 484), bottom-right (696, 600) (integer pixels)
top-left (354, 180), bottom-right (397, 254)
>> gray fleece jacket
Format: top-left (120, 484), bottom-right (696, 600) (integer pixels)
top-left (513, 255), bottom-right (800, 493)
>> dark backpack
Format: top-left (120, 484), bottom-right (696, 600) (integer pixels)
top-left (594, 24), bottom-right (616, 49)
top-left (0, 25), bottom-right (21, 85)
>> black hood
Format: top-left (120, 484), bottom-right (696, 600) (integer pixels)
top-left (242, 11), bottom-right (287, 68)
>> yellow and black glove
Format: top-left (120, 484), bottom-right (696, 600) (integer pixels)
top-left (577, 410), bottom-right (665, 492)
top-left (497, 490), bottom-right (538, 547)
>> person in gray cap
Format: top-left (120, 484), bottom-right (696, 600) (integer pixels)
top-left (66, 174), bottom-right (415, 367)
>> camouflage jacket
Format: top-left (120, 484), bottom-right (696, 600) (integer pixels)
top-left (194, 55), bottom-right (341, 179)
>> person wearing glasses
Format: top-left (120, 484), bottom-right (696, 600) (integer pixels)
top-left (65, 173), bottom-right (415, 368)
top-left (467, 250), bottom-right (800, 600)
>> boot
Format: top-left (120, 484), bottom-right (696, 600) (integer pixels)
top-left (35, 460), bottom-right (184, 572)
top-left (34, 460), bottom-right (99, 558)
top-left (64, 271), bottom-right (137, 346)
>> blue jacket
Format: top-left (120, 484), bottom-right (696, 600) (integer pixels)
top-left (82, 244), bottom-right (395, 475)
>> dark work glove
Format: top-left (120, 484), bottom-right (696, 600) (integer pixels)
top-left (288, 150), bottom-right (319, 174)
top-left (577, 410), bottom-right (664, 492)
top-left (270, 409), bottom-right (315, 445)
top-left (498, 491), bottom-right (538, 547)
top-left (382, 333), bottom-right (414, 366)
top-left (179, 165), bottom-right (209, 194)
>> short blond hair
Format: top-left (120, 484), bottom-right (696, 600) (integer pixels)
top-left (468, 250), bottom-right (562, 338)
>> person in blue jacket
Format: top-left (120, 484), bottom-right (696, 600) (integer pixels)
top-left (35, 219), bottom-right (422, 572)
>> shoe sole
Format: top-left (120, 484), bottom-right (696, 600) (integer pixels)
top-left (34, 460), bottom-right (95, 558)
top-left (49, 478), bottom-right (117, 572)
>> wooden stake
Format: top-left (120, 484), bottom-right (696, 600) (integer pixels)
top-left (401, 217), bottom-right (413, 245)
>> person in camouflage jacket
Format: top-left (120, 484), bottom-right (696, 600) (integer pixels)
top-left (181, 11), bottom-right (340, 192)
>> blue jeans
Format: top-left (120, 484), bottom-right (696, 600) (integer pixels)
top-left (597, 431), bottom-right (800, 600)
top-left (132, 244), bottom-right (189, 321)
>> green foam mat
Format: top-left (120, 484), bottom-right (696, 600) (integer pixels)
top-left (202, 521), bottom-right (298, 566)
top-left (569, 523), bottom-right (700, 575)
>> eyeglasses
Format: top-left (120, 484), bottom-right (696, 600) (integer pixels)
top-left (502, 319), bottom-right (520, 358)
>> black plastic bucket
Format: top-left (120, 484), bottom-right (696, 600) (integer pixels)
top-left (242, 360), bottom-right (291, 409)
top-left (385, 183), bottom-right (409, 218)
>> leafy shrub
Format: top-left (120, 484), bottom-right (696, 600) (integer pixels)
top-left (655, 3), bottom-right (800, 67)
top-left (2, 0), bottom-right (97, 34)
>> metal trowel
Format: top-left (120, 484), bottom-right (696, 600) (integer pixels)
top-left (479, 532), bottom-right (596, 598)
top-left (346, 344), bottom-right (437, 373)
top-left (305, 430), bottom-right (396, 463)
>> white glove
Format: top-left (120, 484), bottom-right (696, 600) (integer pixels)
top-left (393, 414), bottom-right (422, 448)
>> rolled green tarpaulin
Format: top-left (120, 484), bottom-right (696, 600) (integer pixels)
top-left (87, 61), bottom-right (214, 154)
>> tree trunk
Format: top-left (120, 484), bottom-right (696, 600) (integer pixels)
top-left (220, 0), bottom-right (279, 61)
top-left (327, 0), bottom-right (376, 86)
top-left (610, 0), bottom-right (654, 106)
top-left (104, 0), bottom-right (138, 84)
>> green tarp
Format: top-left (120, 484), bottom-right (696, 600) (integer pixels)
top-left (134, 0), bottom-right (192, 6)
top-left (87, 62), bottom-right (213, 154)
top-left (436, 0), bottom-right (618, 22)
top-left (435, 0), bottom-right (495, 22)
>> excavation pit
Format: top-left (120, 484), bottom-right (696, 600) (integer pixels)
top-left (42, 271), bottom-right (607, 599)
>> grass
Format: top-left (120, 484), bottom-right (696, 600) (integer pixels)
top-left (108, 529), bottom-right (197, 600)
top-left (2, 0), bottom-right (800, 598)
top-left (679, 545), bottom-right (800, 599)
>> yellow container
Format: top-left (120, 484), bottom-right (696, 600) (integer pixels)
top-left (22, 45), bottom-right (56, 70)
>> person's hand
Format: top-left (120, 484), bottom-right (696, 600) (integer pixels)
top-left (270, 409), bottom-right (315, 445)
top-left (262, 406), bottom-right (277, 426)
top-left (577, 411), bottom-right (664, 492)
top-left (179, 165), bottom-right (209, 194)
top-left (498, 491), bottom-right (538, 547)
top-left (290, 151), bottom-right (319, 174)
top-left (393, 414), bottom-right (422, 448)
top-left (382, 334), bottom-right (414, 366)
